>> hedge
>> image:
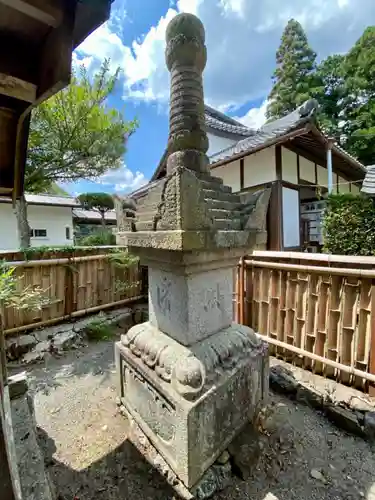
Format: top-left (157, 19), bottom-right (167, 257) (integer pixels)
top-left (322, 193), bottom-right (375, 255)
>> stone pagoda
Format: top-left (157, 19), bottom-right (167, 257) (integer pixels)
top-left (116, 12), bottom-right (269, 498)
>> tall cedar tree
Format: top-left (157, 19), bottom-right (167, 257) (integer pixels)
top-left (16, 60), bottom-right (138, 248)
top-left (266, 19), bottom-right (317, 120)
top-left (340, 26), bottom-right (375, 166)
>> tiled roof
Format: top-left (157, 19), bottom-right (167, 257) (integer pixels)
top-left (361, 165), bottom-right (375, 195)
top-left (204, 105), bottom-right (253, 137)
top-left (73, 209), bottom-right (117, 221)
top-left (0, 193), bottom-right (80, 207)
top-left (210, 99), bottom-right (318, 164)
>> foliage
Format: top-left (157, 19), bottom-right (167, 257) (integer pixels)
top-left (26, 60), bottom-right (138, 192)
top-left (109, 250), bottom-right (140, 295)
top-left (322, 194), bottom-right (375, 255)
top-left (266, 19), bottom-right (318, 119)
top-left (339, 27), bottom-right (375, 165)
top-left (0, 264), bottom-right (49, 311)
top-left (78, 231), bottom-right (116, 246)
top-left (84, 313), bottom-right (116, 341)
top-left (314, 55), bottom-right (346, 142)
top-left (78, 192), bottom-right (115, 227)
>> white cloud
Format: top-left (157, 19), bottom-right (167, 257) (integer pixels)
top-left (74, 0), bottom-right (375, 109)
top-left (97, 164), bottom-right (148, 193)
top-left (235, 100), bottom-right (268, 129)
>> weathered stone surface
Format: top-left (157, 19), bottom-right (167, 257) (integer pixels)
top-left (11, 393), bottom-right (55, 500)
top-left (324, 405), bottom-right (365, 438)
top-left (116, 322), bottom-right (268, 488)
top-left (6, 334), bottom-right (37, 359)
top-left (148, 266), bottom-right (233, 346)
top-left (33, 322), bottom-right (73, 342)
top-left (192, 461), bottom-right (232, 499)
top-left (9, 372), bottom-right (28, 400)
top-left (296, 385), bottom-right (323, 409)
top-left (364, 412), bottom-right (375, 441)
top-left (228, 423), bottom-right (262, 480)
top-left (115, 10), bottom-right (269, 493)
top-left (22, 350), bottom-right (49, 365)
top-left (52, 330), bottom-right (81, 351)
top-left (269, 365), bottom-right (298, 395)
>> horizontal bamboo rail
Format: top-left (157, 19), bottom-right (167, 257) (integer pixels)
top-left (3, 249), bottom-right (144, 335)
top-left (257, 335), bottom-right (375, 384)
top-left (239, 251), bottom-right (375, 394)
top-left (245, 259), bottom-right (375, 278)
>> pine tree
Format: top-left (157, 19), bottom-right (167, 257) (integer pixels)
top-left (266, 19), bottom-right (317, 120)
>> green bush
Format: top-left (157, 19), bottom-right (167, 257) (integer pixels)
top-left (78, 230), bottom-right (116, 247)
top-left (322, 193), bottom-right (375, 255)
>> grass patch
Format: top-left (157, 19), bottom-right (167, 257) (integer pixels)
top-left (84, 315), bottom-right (116, 341)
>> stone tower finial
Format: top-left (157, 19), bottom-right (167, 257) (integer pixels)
top-left (165, 13), bottom-right (209, 174)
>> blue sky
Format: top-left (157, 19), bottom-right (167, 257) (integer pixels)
top-left (65, 0), bottom-right (375, 196)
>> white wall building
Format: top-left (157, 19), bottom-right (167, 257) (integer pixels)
top-left (0, 194), bottom-right (80, 251)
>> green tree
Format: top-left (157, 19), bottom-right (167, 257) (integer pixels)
top-left (314, 54), bottom-right (346, 142)
top-left (340, 27), bottom-right (375, 165)
top-left (16, 60), bottom-right (138, 248)
top-left (266, 19), bottom-right (318, 120)
top-left (78, 192), bottom-right (115, 227)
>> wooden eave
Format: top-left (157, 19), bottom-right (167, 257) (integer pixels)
top-left (0, 0), bottom-right (113, 200)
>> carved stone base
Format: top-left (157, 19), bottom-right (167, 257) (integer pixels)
top-left (120, 406), bottom-right (233, 500)
top-left (115, 321), bottom-right (268, 488)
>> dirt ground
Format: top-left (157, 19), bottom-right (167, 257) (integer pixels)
top-left (13, 339), bottom-right (375, 500)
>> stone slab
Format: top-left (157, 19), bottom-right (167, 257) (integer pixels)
top-left (148, 266), bottom-right (233, 346)
top-left (116, 321), bottom-right (268, 488)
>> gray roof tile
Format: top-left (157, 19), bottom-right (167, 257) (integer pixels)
top-left (209, 99), bottom-right (319, 163)
top-left (205, 105), bottom-right (253, 137)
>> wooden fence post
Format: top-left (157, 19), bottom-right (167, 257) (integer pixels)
top-left (63, 259), bottom-right (75, 317)
top-left (239, 257), bottom-right (245, 325)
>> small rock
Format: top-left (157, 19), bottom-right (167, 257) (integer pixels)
top-left (216, 451), bottom-right (230, 465)
top-left (6, 334), bottom-right (37, 359)
top-left (102, 425), bottom-right (108, 431)
top-left (269, 365), bottom-right (298, 395)
top-left (22, 350), bottom-right (47, 365)
top-left (325, 405), bottom-right (365, 437)
top-left (53, 330), bottom-right (79, 351)
top-left (228, 423), bottom-right (261, 480)
top-left (310, 469), bottom-right (327, 483)
top-left (364, 412), bottom-right (375, 442)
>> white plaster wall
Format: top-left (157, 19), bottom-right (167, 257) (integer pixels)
top-left (207, 132), bottom-right (238, 157)
top-left (0, 204), bottom-right (74, 250)
top-left (281, 147), bottom-right (298, 184)
top-left (213, 160), bottom-right (241, 192)
top-left (317, 165), bottom-right (328, 189)
top-left (282, 187), bottom-right (300, 248)
top-left (299, 156), bottom-right (315, 183)
top-left (351, 183), bottom-right (360, 194)
top-left (243, 146), bottom-right (276, 188)
top-left (338, 176), bottom-right (350, 193)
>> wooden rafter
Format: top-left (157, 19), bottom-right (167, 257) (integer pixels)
top-left (0, 0), bottom-right (62, 27)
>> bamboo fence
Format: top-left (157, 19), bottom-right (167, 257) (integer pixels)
top-left (235, 251), bottom-right (375, 394)
top-left (3, 249), bottom-right (146, 335)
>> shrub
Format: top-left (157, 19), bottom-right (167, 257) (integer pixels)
top-left (84, 314), bottom-right (116, 341)
top-left (78, 230), bottom-right (116, 246)
top-left (322, 193), bottom-right (375, 255)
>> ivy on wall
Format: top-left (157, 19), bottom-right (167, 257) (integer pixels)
top-left (322, 194), bottom-right (375, 255)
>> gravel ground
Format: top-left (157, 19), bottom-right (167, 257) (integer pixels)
top-left (13, 339), bottom-right (375, 500)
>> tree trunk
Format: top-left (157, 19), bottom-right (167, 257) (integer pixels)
top-left (14, 195), bottom-right (30, 249)
top-left (100, 212), bottom-right (106, 228)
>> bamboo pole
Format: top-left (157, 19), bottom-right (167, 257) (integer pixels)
top-left (257, 334), bottom-right (375, 384)
top-left (239, 257), bottom-right (245, 325)
top-left (245, 260), bottom-right (375, 279)
top-left (4, 254), bottom-right (112, 268)
top-left (4, 295), bottom-right (146, 336)
top-left (252, 250), bottom-right (375, 266)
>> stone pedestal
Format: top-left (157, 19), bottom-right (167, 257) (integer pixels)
top-left (115, 11), bottom-right (269, 497)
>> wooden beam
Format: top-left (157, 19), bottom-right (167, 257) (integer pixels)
top-left (0, 0), bottom-right (62, 27)
top-left (0, 74), bottom-right (36, 103)
top-left (267, 181), bottom-right (282, 251)
top-left (240, 158), bottom-right (244, 191)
